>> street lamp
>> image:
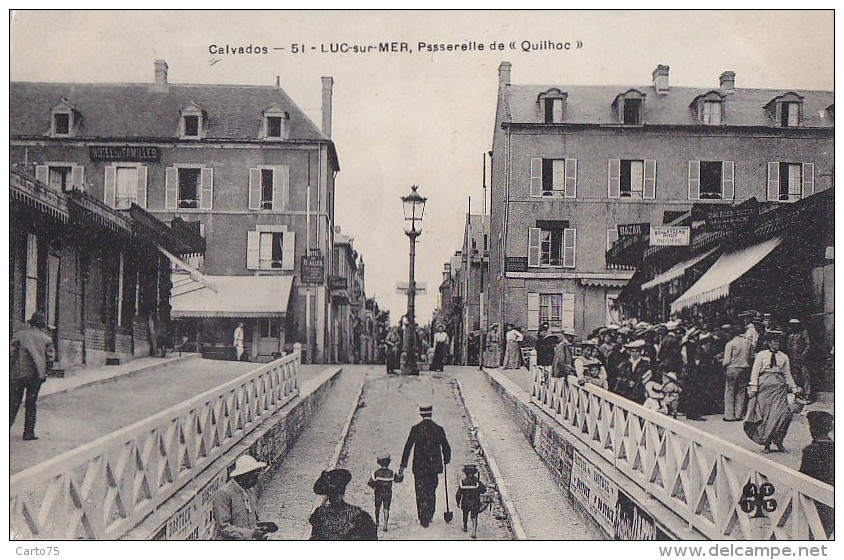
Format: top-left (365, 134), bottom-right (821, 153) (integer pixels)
top-left (401, 185), bottom-right (427, 375)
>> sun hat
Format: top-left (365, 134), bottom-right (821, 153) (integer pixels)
top-left (230, 455), bottom-right (267, 478)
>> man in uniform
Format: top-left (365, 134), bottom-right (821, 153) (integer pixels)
top-left (399, 403), bottom-right (451, 527)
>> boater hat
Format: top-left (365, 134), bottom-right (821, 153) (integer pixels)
top-left (662, 371), bottom-right (678, 382)
top-left (230, 455), bottom-right (267, 478)
top-left (419, 403), bottom-right (433, 416)
top-left (377, 452), bottom-right (391, 462)
top-left (462, 464), bottom-right (478, 474)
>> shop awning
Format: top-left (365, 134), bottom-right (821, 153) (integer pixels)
top-left (171, 275), bottom-right (294, 318)
top-left (670, 237), bottom-right (782, 313)
top-left (640, 248), bottom-right (718, 291)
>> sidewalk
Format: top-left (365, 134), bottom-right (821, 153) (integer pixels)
top-left (458, 367), bottom-right (603, 539)
top-left (494, 367), bottom-right (833, 473)
top-left (11, 357), bottom-right (332, 474)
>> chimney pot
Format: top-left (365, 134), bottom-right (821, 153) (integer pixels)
top-left (720, 71), bottom-right (736, 94)
top-left (321, 76), bottom-right (334, 138)
top-left (652, 64), bottom-right (670, 94)
top-left (498, 62), bottom-right (512, 86)
top-left (154, 60), bottom-right (168, 85)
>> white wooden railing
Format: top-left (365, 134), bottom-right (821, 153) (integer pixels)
top-left (10, 353), bottom-right (300, 540)
top-left (530, 368), bottom-right (834, 540)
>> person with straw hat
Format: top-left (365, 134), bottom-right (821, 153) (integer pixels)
top-left (399, 403), bottom-right (452, 528)
top-left (213, 454), bottom-right (277, 540)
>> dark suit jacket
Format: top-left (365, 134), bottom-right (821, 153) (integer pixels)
top-left (614, 357), bottom-right (652, 404)
top-left (400, 418), bottom-right (451, 476)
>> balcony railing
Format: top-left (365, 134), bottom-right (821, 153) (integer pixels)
top-left (530, 368), bottom-right (833, 540)
top-left (10, 353), bottom-right (300, 540)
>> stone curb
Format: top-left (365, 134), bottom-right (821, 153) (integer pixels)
top-left (301, 368), bottom-right (363, 539)
top-left (455, 377), bottom-right (528, 540)
top-left (41, 353), bottom-right (202, 399)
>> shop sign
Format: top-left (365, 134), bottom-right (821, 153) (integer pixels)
top-left (570, 450), bottom-right (618, 535)
top-left (328, 275), bottom-right (348, 291)
top-left (704, 205), bottom-right (758, 230)
top-left (650, 225), bottom-right (690, 246)
top-left (89, 145), bottom-right (161, 162)
top-left (505, 257), bottom-right (528, 272)
top-left (614, 489), bottom-right (671, 541)
top-left (301, 251), bottom-right (324, 284)
top-left (617, 222), bottom-right (649, 238)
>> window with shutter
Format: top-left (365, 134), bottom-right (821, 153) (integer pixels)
top-left (564, 158), bottom-right (577, 198)
top-left (200, 168), bottom-right (214, 210)
top-left (71, 165), bottom-right (85, 191)
top-left (261, 169), bottom-right (274, 209)
top-left (527, 293), bottom-right (540, 331)
top-left (563, 228), bottom-right (576, 268)
top-left (643, 160), bottom-right (656, 199)
top-left (721, 161), bottom-right (734, 200)
top-left (688, 160), bottom-right (701, 200)
top-left (115, 166), bottom-right (139, 209)
top-left (776, 162), bottom-right (808, 202)
top-left (527, 227), bottom-right (541, 267)
top-left (608, 159), bottom-right (621, 198)
top-left (699, 161), bottom-right (724, 199)
top-left (561, 294), bottom-right (575, 330)
top-left (767, 162), bottom-right (780, 202)
top-left (530, 158), bottom-right (542, 197)
top-left (246, 231), bottom-right (260, 270)
top-left (273, 165), bottom-right (289, 211)
top-left (248, 168), bottom-right (261, 210)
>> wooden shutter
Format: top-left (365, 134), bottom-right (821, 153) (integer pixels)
top-left (200, 167), bottom-right (214, 209)
top-left (246, 231), bottom-right (260, 270)
top-left (767, 162), bottom-right (780, 201)
top-left (248, 168), bottom-right (261, 210)
top-left (643, 159), bottom-right (656, 199)
top-left (71, 165), bottom-right (85, 190)
top-left (688, 161), bottom-right (701, 200)
top-left (721, 161), bottom-right (735, 200)
top-left (802, 163), bottom-right (814, 197)
top-left (35, 165), bottom-right (48, 185)
top-left (135, 166), bottom-right (148, 208)
top-left (562, 294), bottom-right (575, 330)
top-left (564, 158), bottom-right (577, 198)
top-left (282, 231), bottom-right (296, 270)
top-left (104, 165), bottom-right (117, 207)
top-left (563, 228), bottom-right (576, 268)
top-left (608, 159), bottom-right (621, 198)
top-left (527, 293), bottom-right (540, 331)
top-left (530, 158), bottom-right (542, 197)
top-left (274, 165), bottom-right (290, 211)
top-left (165, 167), bottom-right (177, 209)
top-left (552, 159), bottom-right (565, 193)
top-left (528, 227), bottom-right (541, 267)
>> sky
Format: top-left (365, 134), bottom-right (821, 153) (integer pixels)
top-left (8, 10), bottom-right (834, 323)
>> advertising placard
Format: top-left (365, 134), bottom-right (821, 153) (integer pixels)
top-left (614, 489), bottom-right (671, 540)
top-left (649, 225), bottom-right (691, 246)
top-left (570, 450), bottom-right (618, 535)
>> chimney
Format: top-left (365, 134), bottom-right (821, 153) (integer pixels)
top-left (321, 76), bottom-right (333, 138)
top-left (720, 71), bottom-right (736, 94)
top-left (652, 64), bottom-right (670, 94)
top-left (498, 61), bottom-right (511, 86)
top-left (154, 60), bottom-right (168, 85)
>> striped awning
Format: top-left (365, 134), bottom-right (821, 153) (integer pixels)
top-left (670, 237), bottom-right (782, 313)
top-left (641, 248), bottom-right (718, 291)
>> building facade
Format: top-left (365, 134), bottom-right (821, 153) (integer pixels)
top-left (488, 62), bottom-right (834, 339)
top-left (10, 166), bottom-right (201, 369)
top-left (330, 227), bottom-right (368, 363)
top-left (10, 61), bottom-right (341, 363)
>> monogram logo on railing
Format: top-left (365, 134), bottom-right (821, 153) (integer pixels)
top-left (739, 481), bottom-right (777, 518)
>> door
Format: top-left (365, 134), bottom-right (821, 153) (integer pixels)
top-left (46, 253), bottom-right (61, 357)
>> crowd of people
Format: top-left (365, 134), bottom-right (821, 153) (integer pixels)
top-left (487, 312), bottom-right (826, 456)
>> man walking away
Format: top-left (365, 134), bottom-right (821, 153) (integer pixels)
top-left (399, 403), bottom-right (451, 527)
top-left (786, 319), bottom-right (812, 401)
top-left (10, 311), bottom-right (55, 441)
top-left (721, 325), bottom-right (751, 421)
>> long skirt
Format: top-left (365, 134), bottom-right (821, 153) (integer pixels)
top-left (431, 341), bottom-right (447, 371)
top-left (743, 372), bottom-right (792, 446)
top-left (501, 340), bottom-right (521, 369)
top-left (483, 344), bottom-right (501, 368)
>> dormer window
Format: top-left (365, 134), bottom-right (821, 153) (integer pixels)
top-left (179, 102), bottom-right (205, 139)
top-left (613, 89), bottom-right (646, 125)
top-left (538, 89), bottom-right (567, 124)
top-left (765, 92), bottom-right (804, 128)
top-left (50, 99), bottom-right (79, 137)
top-left (691, 91), bottom-right (725, 125)
top-left (261, 104), bottom-right (289, 140)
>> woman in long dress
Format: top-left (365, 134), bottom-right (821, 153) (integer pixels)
top-left (744, 331), bottom-right (802, 453)
top-left (431, 324), bottom-right (449, 371)
top-left (501, 324), bottom-right (524, 370)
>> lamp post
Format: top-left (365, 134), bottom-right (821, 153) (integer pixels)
top-left (401, 185), bottom-right (427, 375)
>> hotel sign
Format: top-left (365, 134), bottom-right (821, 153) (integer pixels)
top-left (300, 251), bottom-right (324, 285)
top-left (649, 226), bottom-right (690, 246)
top-left (89, 145), bottom-right (161, 162)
